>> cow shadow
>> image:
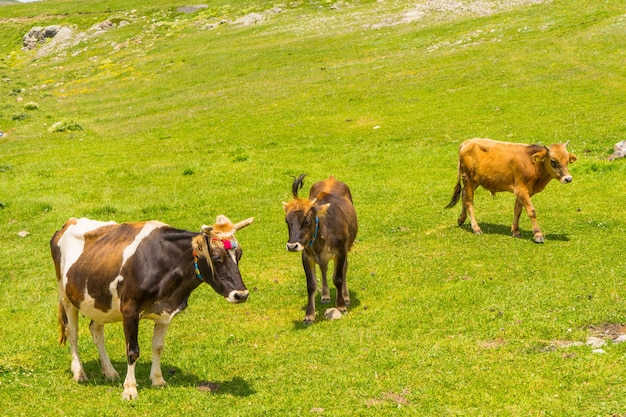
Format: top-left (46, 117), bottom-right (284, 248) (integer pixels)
top-left (292, 289), bottom-right (361, 329)
top-left (80, 360), bottom-right (255, 397)
top-left (459, 222), bottom-right (570, 242)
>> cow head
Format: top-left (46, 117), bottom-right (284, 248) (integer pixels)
top-left (192, 215), bottom-right (253, 303)
top-left (282, 175), bottom-right (329, 252)
top-left (533, 142), bottom-right (577, 184)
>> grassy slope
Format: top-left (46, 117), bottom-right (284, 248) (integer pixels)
top-left (1, 0), bottom-right (625, 415)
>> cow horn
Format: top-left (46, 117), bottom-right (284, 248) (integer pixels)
top-left (233, 217), bottom-right (254, 231)
top-left (565, 140), bottom-right (570, 147)
top-left (201, 225), bottom-right (213, 234)
top-left (311, 198), bottom-right (317, 205)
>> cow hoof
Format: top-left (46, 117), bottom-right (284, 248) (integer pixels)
top-left (473, 229), bottom-right (483, 235)
top-left (121, 388), bottom-right (138, 400)
top-left (103, 370), bottom-right (120, 381)
top-left (534, 235), bottom-right (545, 244)
top-left (303, 318), bottom-right (315, 325)
top-left (73, 371), bottom-right (88, 382)
top-left (320, 296), bottom-right (331, 304)
top-left (512, 232), bottom-right (522, 239)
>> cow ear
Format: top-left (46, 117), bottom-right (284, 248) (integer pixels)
top-left (569, 153), bottom-right (577, 163)
top-left (532, 149), bottom-right (547, 163)
top-left (201, 225), bottom-right (213, 235)
top-left (316, 203), bottom-right (331, 218)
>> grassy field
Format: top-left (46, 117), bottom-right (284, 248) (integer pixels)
top-left (1, 0), bottom-right (625, 415)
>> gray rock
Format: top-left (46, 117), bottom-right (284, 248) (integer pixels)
top-left (609, 140), bottom-right (626, 161)
top-left (324, 308), bottom-right (343, 320)
top-left (586, 336), bottom-right (606, 349)
top-left (177, 5), bottom-right (208, 14)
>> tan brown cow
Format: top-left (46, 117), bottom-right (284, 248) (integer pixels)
top-left (50, 215), bottom-right (253, 400)
top-left (446, 138), bottom-right (577, 243)
top-left (282, 175), bottom-right (358, 324)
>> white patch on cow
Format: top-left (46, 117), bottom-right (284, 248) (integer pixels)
top-left (57, 218), bottom-right (117, 288)
top-left (79, 275), bottom-right (124, 323)
top-left (122, 221), bottom-right (167, 266)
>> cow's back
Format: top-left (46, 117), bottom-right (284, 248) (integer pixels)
top-left (459, 138), bottom-right (540, 193)
top-left (309, 176), bottom-right (353, 204)
top-left (52, 218), bottom-right (169, 322)
top-left (310, 177), bottom-right (357, 249)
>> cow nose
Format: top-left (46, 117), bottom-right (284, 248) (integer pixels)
top-left (561, 175), bottom-right (573, 184)
top-left (230, 290), bottom-right (249, 303)
top-left (286, 242), bottom-right (303, 252)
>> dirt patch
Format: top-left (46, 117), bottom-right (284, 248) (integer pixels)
top-left (370, 0), bottom-right (553, 29)
top-left (589, 323), bottom-right (626, 341)
top-left (366, 388), bottom-right (411, 407)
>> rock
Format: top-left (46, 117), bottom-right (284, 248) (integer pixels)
top-left (586, 336), bottom-right (606, 349)
top-left (22, 25), bottom-right (64, 50)
top-left (614, 334), bottom-right (626, 344)
top-left (592, 349), bottom-right (606, 354)
top-left (43, 25), bottom-right (62, 38)
top-left (17, 231), bottom-right (30, 237)
top-left (324, 308), bottom-right (343, 320)
top-left (177, 5), bottom-right (208, 14)
top-left (609, 140), bottom-right (626, 161)
top-left (35, 27), bottom-right (75, 58)
top-left (235, 13), bottom-right (264, 26)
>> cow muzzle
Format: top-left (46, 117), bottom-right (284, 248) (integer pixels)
top-left (560, 175), bottom-right (573, 184)
top-left (227, 290), bottom-right (249, 304)
top-left (286, 242), bottom-right (304, 252)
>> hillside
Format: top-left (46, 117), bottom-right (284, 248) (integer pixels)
top-left (1, 0), bottom-right (625, 415)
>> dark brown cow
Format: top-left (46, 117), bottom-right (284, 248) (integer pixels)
top-left (50, 215), bottom-right (253, 400)
top-left (282, 175), bottom-right (358, 324)
top-left (446, 138), bottom-right (577, 243)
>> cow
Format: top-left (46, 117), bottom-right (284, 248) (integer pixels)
top-left (446, 138), bottom-right (577, 243)
top-left (282, 175), bottom-right (358, 324)
top-left (50, 215), bottom-right (253, 400)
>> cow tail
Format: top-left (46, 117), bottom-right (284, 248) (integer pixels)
top-left (445, 161), bottom-right (462, 209)
top-left (57, 299), bottom-right (68, 345)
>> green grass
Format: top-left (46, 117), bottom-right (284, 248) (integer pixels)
top-left (1, 0), bottom-right (626, 415)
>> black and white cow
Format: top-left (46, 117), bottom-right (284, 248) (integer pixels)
top-left (50, 215), bottom-right (253, 399)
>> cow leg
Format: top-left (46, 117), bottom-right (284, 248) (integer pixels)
top-left (320, 263), bottom-right (331, 304)
top-left (458, 186), bottom-right (468, 226)
top-left (516, 191), bottom-right (544, 243)
top-left (302, 253), bottom-right (317, 324)
top-left (333, 253), bottom-right (349, 314)
top-left (89, 320), bottom-right (119, 380)
top-left (150, 322), bottom-right (169, 387)
top-left (511, 198), bottom-right (524, 238)
top-left (63, 300), bottom-right (88, 382)
top-left (121, 308), bottom-right (141, 400)
top-left (462, 180), bottom-right (482, 234)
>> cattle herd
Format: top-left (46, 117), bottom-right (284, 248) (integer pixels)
top-left (50, 138), bottom-right (576, 399)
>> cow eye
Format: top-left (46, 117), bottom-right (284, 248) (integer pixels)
top-left (212, 255), bottom-right (223, 263)
top-left (305, 217), bottom-right (311, 225)
top-left (550, 160), bottom-right (558, 168)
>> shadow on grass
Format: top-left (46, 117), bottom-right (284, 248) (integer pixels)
top-left (458, 222), bottom-right (570, 242)
top-left (292, 289), bottom-right (361, 329)
top-left (80, 360), bottom-right (255, 397)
